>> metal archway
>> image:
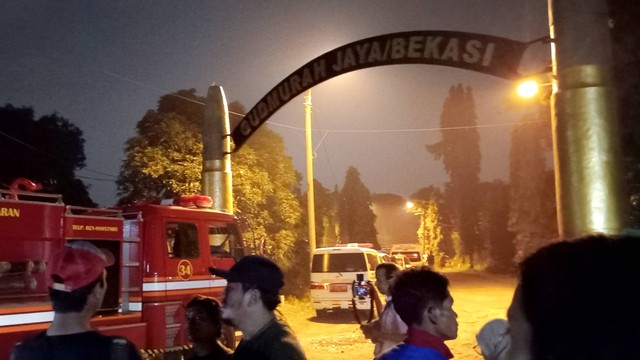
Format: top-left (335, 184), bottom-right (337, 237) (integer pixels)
top-left (230, 30), bottom-right (530, 150)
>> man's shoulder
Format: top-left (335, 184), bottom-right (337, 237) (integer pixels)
top-left (105, 335), bottom-right (143, 359)
top-left (257, 319), bottom-right (298, 341)
top-left (11, 331), bottom-right (141, 360)
top-left (376, 344), bottom-right (447, 360)
top-left (236, 319), bottom-right (306, 360)
top-left (11, 331), bottom-right (48, 359)
top-left (267, 320), bottom-right (306, 359)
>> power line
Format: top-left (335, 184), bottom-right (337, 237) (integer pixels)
top-left (0, 129), bottom-right (120, 179)
top-left (312, 113), bottom-right (339, 189)
top-left (95, 67), bottom-right (540, 135)
top-left (94, 67), bottom-right (208, 108)
top-left (0, 130), bottom-right (46, 154)
top-left (267, 119), bottom-right (547, 133)
top-left (77, 175), bottom-right (117, 183)
top-left (77, 168), bottom-right (118, 179)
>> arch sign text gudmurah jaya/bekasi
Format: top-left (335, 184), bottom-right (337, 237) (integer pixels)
top-left (230, 30), bottom-right (530, 151)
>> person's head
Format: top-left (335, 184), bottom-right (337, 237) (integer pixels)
top-left (475, 318), bottom-right (510, 360)
top-left (507, 235), bottom-right (640, 360)
top-left (209, 255), bottom-right (284, 326)
top-left (185, 296), bottom-right (223, 344)
top-left (375, 262), bottom-right (400, 295)
top-left (47, 241), bottom-right (114, 314)
top-left (390, 266), bottom-right (457, 340)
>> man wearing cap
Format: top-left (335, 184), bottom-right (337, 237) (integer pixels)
top-left (210, 255), bottom-right (306, 360)
top-left (10, 241), bottom-right (142, 360)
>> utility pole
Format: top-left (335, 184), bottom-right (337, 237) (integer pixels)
top-left (305, 90), bottom-right (317, 260)
top-left (421, 209), bottom-right (427, 260)
top-left (549, 0), bottom-right (626, 238)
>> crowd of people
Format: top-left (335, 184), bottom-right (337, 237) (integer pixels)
top-left (10, 234), bottom-right (640, 359)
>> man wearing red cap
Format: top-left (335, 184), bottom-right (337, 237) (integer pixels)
top-left (210, 255), bottom-right (306, 360)
top-left (10, 241), bottom-right (142, 360)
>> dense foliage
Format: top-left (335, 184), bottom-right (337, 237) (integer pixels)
top-left (300, 179), bottom-right (339, 249)
top-left (410, 186), bottom-right (446, 266)
top-left (508, 108), bottom-right (558, 260)
top-left (337, 166), bottom-right (380, 248)
top-left (478, 180), bottom-right (515, 273)
top-left (0, 104), bottom-right (95, 206)
top-left (117, 89), bottom-right (204, 203)
top-left (117, 90), bottom-right (306, 295)
top-left (427, 84), bottom-right (482, 267)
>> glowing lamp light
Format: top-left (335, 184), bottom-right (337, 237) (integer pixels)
top-left (517, 80), bottom-right (540, 98)
top-left (406, 201), bottom-right (415, 210)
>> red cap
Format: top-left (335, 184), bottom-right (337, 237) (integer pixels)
top-left (48, 241), bottom-right (115, 292)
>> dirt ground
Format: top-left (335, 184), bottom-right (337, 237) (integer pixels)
top-left (279, 270), bottom-right (516, 360)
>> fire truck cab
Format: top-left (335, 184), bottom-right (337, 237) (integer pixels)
top-left (0, 186), bottom-right (244, 360)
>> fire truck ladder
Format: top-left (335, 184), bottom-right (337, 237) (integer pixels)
top-left (121, 212), bottom-right (143, 313)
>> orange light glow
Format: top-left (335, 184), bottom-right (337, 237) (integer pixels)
top-left (517, 80), bottom-right (540, 98)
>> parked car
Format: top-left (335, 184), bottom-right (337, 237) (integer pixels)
top-left (379, 252), bottom-right (395, 264)
top-left (392, 254), bottom-right (412, 269)
top-left (390, 244), bottom-right (425, 267)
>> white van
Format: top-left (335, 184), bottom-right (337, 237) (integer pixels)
top-left (310, 245), bottom-right (383, 317)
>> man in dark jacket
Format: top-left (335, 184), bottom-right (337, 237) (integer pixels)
top-left (210, 255), bottom-right (306, 360)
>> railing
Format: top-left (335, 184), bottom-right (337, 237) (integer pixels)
top-left (0, 189), bottom-right (62, 203)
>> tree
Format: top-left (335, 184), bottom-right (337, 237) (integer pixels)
top-left (326, 186), bottom-right (341, 246)
top-left (235, 125), bottom-right (303, 266)
top-left (337, 166), bottom-right (380, 248)
top-left (426, 84), bottom-right (482, 267)
top-left (118, 91), bottom-right (307, 295)
top-left (419, 200), bottom-right (443, 264)
top-left (117, 110), bottom-right (202, 203)
top-left (117, 89), bottom-right (205, 202)
top-left (0, 104), bottom-right (95, 206)
top-left (300, 179), bottom-right (338, 249)
top-left (508, 108), bottom-right (558, 261)
top-left (232, 120), bottom-right (304, 296)
top-left (410, 187), bottom-right (446, 266)
top-left (478, 180), bottom-right (515, 273)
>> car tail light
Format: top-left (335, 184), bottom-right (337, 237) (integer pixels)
top-left (310, 282), bottom-right (327, 290)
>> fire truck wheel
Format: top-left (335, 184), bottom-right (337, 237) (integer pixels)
top-left (221, 323), bottom-right (237, 350)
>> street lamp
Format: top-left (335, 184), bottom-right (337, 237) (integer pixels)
top-left (405, 200), bottom-right (427, 264)
top-left (516, 77), bottom-right (556, 99)
top-left (516, 80), bottom-right (541, 98)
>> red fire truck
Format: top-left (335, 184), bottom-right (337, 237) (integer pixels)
top-left (0, 181), bottom-right (244, 359)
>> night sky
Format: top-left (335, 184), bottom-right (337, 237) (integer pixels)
top-left (1, 1), bottom-right (550, 206)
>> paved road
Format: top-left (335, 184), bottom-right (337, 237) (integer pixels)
top-left (281, 270), bottom-right (517, 360)
top-left (446, 271), bottom-right (516, 359)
